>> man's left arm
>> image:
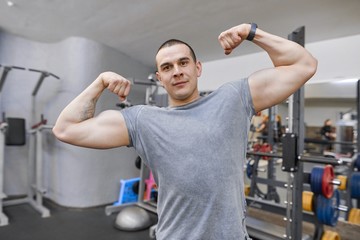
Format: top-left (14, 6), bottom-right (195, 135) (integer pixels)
top-left (218, 23), bottom-right (317, 113)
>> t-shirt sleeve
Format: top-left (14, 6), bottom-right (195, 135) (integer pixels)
top-left (120, 105), bottom-right (144, 148)
top-left (229, 78), bottom-right (256, 119)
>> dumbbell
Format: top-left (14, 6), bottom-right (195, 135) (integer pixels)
top-left (307, 165), bottom-right (341, 198)
top-left (302, 189), bottom-right (348, 227)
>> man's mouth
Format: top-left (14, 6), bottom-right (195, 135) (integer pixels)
top-left (173, 81), bottom-right (187, 86)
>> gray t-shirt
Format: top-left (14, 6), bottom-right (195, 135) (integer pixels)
top-left (122, 78), bottom-right (255, 240)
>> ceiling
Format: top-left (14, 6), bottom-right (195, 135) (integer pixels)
top-left (0, 0), bottom-right (360, 69)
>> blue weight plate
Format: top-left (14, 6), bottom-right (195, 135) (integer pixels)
top-left (330, 189), bottom-right (340, 226)
top-left (246, 159), bottom-right (254, 179)
top-left (355, 154), bottom-right (360, 169)
top-left (311, 167), bottom-right (323, 194)
top-left (350, 172), bottom-right (360, 198)
top-left (316, 190), bottom-right (340, 226)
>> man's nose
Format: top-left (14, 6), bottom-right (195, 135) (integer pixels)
top-left (173, 64), bottom-right (183, 76)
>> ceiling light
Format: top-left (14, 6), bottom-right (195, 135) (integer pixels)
top-left (331, 78), bottom-right (359, 84)
top-left (7, 1), bottom-right (14, 7)
top-left (307, 78), bottom-right (359, 85)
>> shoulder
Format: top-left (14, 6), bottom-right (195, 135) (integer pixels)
top-left (121, 104), bottom-right (165, 120)
top-left (220, 78), bottom-right (249, 93)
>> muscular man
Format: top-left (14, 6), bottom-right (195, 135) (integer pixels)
top-left (53, 23), bottom-right (317, 239)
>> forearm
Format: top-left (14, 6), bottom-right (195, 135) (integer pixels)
top-left (53, 76), bottom-right (105, 137)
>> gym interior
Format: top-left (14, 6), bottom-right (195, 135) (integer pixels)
top-left (0, 1), bottom-right (360, 240)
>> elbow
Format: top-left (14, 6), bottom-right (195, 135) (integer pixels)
top-left (309, 56), bottom-right (318, 77)
top-left (52, 124), bottom-right (68, 143)
top-left (305, 55), bottom-right (318, 81)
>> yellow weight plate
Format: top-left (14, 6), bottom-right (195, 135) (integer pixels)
top-left (244, 185), bottom-right (250, 196)
top-left (337, 175), bottom-right (347, 190)
top-left (348, 208), bottom-right (360, 224)
top-left (302, 191), bottom-right (313, 212)
top-left (321, 230), bottom-right (340, 240)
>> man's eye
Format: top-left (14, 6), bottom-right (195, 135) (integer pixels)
top-left (180, 61), bottom-right (188, 66)
top-left (162, 65), bottom-right (170, 71)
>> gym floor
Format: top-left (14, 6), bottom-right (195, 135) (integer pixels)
top-left (0, 199), bottom-right (157, 240)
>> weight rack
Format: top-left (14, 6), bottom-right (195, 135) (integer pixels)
top-left (245, 29), bottom-right (360, 240)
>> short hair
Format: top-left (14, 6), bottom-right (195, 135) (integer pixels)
top-left (156, 39), bottom-right (197, 62)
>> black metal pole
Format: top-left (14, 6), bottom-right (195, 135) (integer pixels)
top-left (286, 26), bottom-right (305, 240)
top-left (357, 80), bottom-right (360, 155)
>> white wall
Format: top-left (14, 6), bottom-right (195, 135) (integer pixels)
top-left (0, 31), bottom-right (153, 207)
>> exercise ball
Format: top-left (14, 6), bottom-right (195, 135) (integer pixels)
top-left (114, 206), bottom-right (152, 231)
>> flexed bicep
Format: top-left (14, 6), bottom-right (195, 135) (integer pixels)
top-left (248, 67), bottom-right (300, 112)
top-left (53, 71), bottom-right (133, 149)
top-left (242, 25), bottom-right (316, 112)
top-left (86, 110), bottom-right (130, 148)
top-left (55, 110), bottom-right (129, 149)
top-left (249, 59), bottom-right (316, 113)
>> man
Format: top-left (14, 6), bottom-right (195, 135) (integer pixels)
top-left (53, 23), bottom-right (317, 239)
top-left (321, 119), bottom-right (336, 151)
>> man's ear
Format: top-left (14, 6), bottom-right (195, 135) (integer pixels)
top-left (156, 72), bottom-right (163, 86)
top-left (196, 61), bottom-right (202, 77)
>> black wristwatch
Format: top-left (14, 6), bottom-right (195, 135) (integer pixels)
top-left (246, 23), bottom-right (258, 41)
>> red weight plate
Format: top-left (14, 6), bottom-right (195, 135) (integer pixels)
top-left (261, 143), bottom-right (271, 160)
top-left (322, 165), bottom-right (334, 198)
top-left (253, 143), bottom-right (261, 152)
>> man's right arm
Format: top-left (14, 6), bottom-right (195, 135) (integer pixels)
top-left (52, 72), bottom-right (131, 149)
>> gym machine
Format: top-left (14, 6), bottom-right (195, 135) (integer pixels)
top-left (0, 65), bottom-right (27, 226)
top-left (0, 65), bottom-right (59, 226)
top-left (23, 69), bottom-right (59, 218)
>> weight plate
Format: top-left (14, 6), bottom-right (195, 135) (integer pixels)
top-left (331, 189), bottom-right (340, 226)
top-left (316, 189), bottom-right (340, 226)
top-left (348, 208), bottom-right (360, 224)
top-left (355, 154), bottom-right (360, 170)
top-left (311, 167), bottom-right (323, 194)
top-left (252, 143), bottom-right (261, 152)
top-left (321, 230), bottom-right (340, 240)
top-left (322, 165), bottom-right (334, 198)
top-left (337, 175), bottom-right (347, 191)
top-left (350, 172), bottom-right (360, 198)
top-left (246, 159), bottom-right (255, 179)
top-left (302, 191), bottom-right (314, 212)
top-left (316, 193), bottom-right (326, 224)
top-left (244, 185), bottom-right (250, 196)
top-left (260, 143), bottom-right (271, 160)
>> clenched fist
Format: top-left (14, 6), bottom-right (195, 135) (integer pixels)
top-left (218, 23), bottom-right (251, 55)
top-left (99, 71), bottom-right (131, 101)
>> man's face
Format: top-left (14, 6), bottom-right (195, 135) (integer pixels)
top-left (156, 44), bottom-right (202, 106)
